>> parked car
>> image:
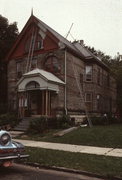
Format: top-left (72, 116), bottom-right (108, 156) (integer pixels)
top-left (0, 130), bottom-right (29, 167)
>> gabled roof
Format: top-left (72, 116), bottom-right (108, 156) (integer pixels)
top-left (35, 16), bottom-right (79, 54)
top-left (6, 14), bottom-right (82, 61)
top-left (6, 14), bottom-right (109, 70)
top-left (17, 68), bottom-right (65, 92)
top-left (18, 68), bottom-right (65, 85)
top-left (73, 41), bottom-right (109, 69)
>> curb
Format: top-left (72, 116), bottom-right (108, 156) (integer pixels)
top-left (22, 162), bottom-right (122, 180)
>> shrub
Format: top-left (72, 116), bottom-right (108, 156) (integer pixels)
top-left (29, 116), bottom-right (48, 134)
top-left (90, 114), bottom-right (121, 126)
top-left (90, 116), bottom-right (109, 126)
top-left (0, 113), bottom-right (19, 129)
top-left (57, 115), bottom-right (73, 129)
top-left (28, 115), bottom-right (74, 134)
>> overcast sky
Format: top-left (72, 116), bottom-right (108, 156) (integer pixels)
top-left (0, 0), bottom-right (122, 57)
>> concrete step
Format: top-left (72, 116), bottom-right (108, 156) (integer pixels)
top-left (13, 118), bottom-right (32, 131)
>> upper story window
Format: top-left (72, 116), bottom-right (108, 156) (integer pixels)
top-left (107, 74), bottom-right (110, 87)
top-left (35, 40), bottom-right (43, 50)
top-left (30, 56), bottom-right (38, 70)
top-left (85, 65), bottom-right (92, 82)
top-left (25, 35), bottom-right (43, 53)
top-left (16, 60), bottom-right (23, 79)
top-left (103, 73), bottom-right (110, 87)
top-left (97, 68), bottom-right (101, 85)
top-left (80, 73), bottom-right (83, 89)
top-left (44, 56), bottom-right (61, 73)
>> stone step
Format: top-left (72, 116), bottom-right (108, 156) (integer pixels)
top-left (13, 118), bottom-right (31, 131)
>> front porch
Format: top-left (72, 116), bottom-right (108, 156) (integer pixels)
top-left (17, 68), bottom-right (65, 118)
top-left (18, 89), bottom-right (54, 117)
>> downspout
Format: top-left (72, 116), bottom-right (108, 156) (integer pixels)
top-left (64, 49), bottom-right (68, 115)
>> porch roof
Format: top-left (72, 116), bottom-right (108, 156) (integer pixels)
top-left (17, 68), bottom-right (65, 92)
top-left (23, 68), bottom-right (65, 84)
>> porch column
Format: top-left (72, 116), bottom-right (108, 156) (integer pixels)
top-left (42, 91), bottom-right (45, 115)
top-left (48, 91), bottom-right (51, 116)
top-left (45, 90), bottom-right (48, 116)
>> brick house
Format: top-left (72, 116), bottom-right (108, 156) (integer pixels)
top-left (6, 15), bottom-right (116, 119)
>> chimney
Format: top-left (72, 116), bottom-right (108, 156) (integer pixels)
top-left (79, 40), bottom-right (84, 45)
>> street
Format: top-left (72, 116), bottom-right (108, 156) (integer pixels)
top-left (0, 163), bottom-right (105, 180)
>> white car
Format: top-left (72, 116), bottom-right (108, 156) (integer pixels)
top-left (0, 130), bottom-right (29, 167)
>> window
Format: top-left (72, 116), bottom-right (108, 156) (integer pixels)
top-left (107, 74), bottom-right (110, 87)
top-left (30, 57), bottom-right (38, 70)
top-left (36, 40), bottom-right (43, 50)
top-left (16, 61), bottom-right (23, 79)
top-left (103, 73), bottom-right (110, 87)
top-left (85, 93), bottom-right (92, 102)
top-left (44, 56), bottom-right (61, 73)
top-left (26, 81), bottom-right (40, 90)
top-left (80, 73), bottom-right (83, 83)
top-left (25, 36), bottom-right (44, 53)
top-left (96, 94), bottom-right (102, 111)
top-left (97, 68), bottom-right (101, 85)
top-left (85, 65), bottom-right (92, 81)
top-left (80, 73), bottom-right (83, 89)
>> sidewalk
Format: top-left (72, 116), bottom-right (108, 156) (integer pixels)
top-left (13, 138), bottom-right (122, 158)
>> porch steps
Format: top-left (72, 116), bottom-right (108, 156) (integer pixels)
top-left (13, 117), bottom-right (31, 131)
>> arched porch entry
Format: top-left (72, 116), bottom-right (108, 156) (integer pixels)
top-left (18, 86), bottom-right (52, 117)
top-left (17, 68), bottom-right (65, 118)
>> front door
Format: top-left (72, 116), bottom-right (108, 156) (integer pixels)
top-left (27, 90), bottom-right (51, 116)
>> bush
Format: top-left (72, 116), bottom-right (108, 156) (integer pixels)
top-left (29, 116), bottom-right (48, 134)
top-left (90, 114), bottom-right (121, 126)
top-left (90, 116), bottom-right (109, 126)
top-left (56, 115), bottom-right (73, 129)
top-left (28, 115), bottom-right (74, 134)
top-left (0, 113), bottom-right (19, 129)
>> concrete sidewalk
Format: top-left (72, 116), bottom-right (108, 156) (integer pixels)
top-left (13, 138), bottom-right (122, 158)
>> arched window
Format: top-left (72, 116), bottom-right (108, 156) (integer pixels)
top-left (26, 81), bottom-right (40, 90)
top-left (44, 56), bottom-right (61, 73)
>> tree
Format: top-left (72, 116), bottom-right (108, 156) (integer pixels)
top-left (85, 46), bottom-right (111, 66)
top-left (0, 15), bottom-right (19, 113)
top-left (109, 56), bottom-right (122, 119)
top-left (0, 15), bottom-right (19, 61)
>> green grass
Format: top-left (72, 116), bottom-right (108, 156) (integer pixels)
top-left (22, 124), bottom-right (122, 148)
top-left (26, 147), bottom-right (122, 178)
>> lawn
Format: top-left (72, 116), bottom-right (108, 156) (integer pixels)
top-left (25, 147), bottom-right (122, 178)
top-left (21, 124), bottom-right (122, 148)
